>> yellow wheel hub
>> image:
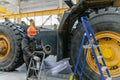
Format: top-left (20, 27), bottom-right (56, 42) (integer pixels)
top-left (102, 48), bottom-right (113, 59)
top-left (0, 35), bottom-right (10, 60)
top-left (86, 31), bottom-right (120, 77)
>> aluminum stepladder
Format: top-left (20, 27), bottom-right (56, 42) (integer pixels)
top-left (26, 51), bottom-right (45, 80)
top-left (72, 16), bottom-right (112, 80)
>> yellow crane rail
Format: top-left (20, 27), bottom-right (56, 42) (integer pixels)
top-left (0, 8), bottom-right (69, 19)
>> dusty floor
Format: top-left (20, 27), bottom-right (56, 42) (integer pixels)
top-left (0, 64), bottom-right (70, 80)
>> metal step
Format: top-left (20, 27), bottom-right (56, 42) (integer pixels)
top-left (97, 56), bottom-right (103, 60)
top-left (101, 66), bottom-right (107, 72)
top-left (27, 76), bottom-right (38, 80)
top-left (106, 77), bottom-right (112, 80)
top-left (83, 44), bottom-right (99, 48)
top-left (30, 67), bottom-right (39, 70)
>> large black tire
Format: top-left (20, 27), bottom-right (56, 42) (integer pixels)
top-left (18, 24), bottom-right (29, 34)
top-left (70, 7), bottom-right (120, 80)
top-left (0, 22), bottom-right (24, 71)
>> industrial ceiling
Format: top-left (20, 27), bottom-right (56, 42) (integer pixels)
top-left (0, 0), bottom-right (68, 13)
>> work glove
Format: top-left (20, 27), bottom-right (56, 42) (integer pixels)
top-left (33, 56), bottom-right (41, 61)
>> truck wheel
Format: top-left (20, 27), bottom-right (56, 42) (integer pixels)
top-left (70, 8), bottom-right (120, 80)
top-left (0, 23), bottom-right (24, 71)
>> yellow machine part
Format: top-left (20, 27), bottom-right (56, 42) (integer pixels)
top-left (86, 31), bottom-right (120, 77)
top-left (0, 8), bottom-right (68, 19)
top-left (69, 74), bottom-right (77, 80)
top-left (0, 5), bottom-right (7, 13)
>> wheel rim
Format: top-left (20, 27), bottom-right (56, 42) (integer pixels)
top-left (86, 31), bottom-right (120, 77)
top-left (0, 35), bottom-right (10, 60)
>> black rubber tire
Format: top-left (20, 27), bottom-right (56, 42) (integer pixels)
top-left (18, 24), bottom-right (29, 34)
top-left (0, 22), bottom-right (24, 71)
top-left (70, 7), bottom-right (120, 80)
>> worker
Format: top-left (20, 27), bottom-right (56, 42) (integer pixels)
top-left (21, 26), bottom-right (40, 70)
top-left (53, 24), bottom-right (57, 30)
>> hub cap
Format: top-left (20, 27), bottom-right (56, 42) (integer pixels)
top-left (0, 35), bottom-right (10, 60)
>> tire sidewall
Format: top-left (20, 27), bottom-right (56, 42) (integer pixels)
top-left (70, 10), bottom-right (120, 80)
top-left (0, 24), bottom-right (18, 70)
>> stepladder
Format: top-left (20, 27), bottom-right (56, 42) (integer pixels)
top-left (72, 16), bottom-right (112, 80)
top-left (26, 51), bottom-right (45, 80)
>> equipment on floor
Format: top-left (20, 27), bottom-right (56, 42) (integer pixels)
top-left (72, 16), bottom-right (112, 80)
top-left (26, 51), bottom-right (45, 80)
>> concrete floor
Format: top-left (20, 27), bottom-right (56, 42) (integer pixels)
top-left (0, 64), bottom-right (70, 80)
top-left (0, 56), bottom-right (71, 80)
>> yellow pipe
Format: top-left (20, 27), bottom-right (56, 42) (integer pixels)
top-left (0, 8), bottom-right (69, 19)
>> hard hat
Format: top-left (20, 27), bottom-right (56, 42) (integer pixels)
top-left (27, 27), bottom-right (37, 36)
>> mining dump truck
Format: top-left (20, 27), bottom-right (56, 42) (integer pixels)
top-left (0, 0), bottom-right (120, 80)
